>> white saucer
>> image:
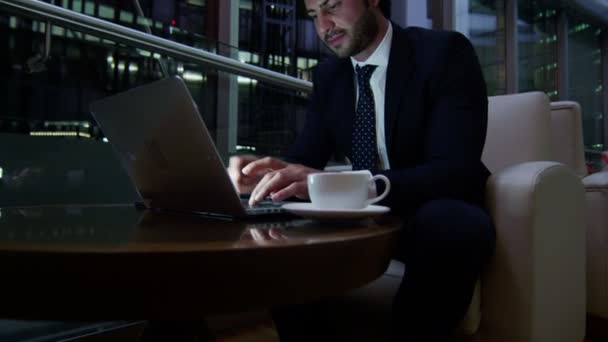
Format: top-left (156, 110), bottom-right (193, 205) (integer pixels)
top-left (282, 203), bottom-right (390, 220)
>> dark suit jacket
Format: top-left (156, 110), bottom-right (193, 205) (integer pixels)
top-left (286, 25), bottom-right (490, 214)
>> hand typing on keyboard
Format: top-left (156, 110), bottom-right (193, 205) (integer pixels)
top-left (228, 155), bottom-right (320, 207)
top-left (228, 155), bottom-right (268, 194)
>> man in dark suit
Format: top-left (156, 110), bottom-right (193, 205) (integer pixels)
top-left (228, 0), bottom-right (495, 340)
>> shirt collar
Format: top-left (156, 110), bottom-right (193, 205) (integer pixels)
top-left (351, 21), bottom-right (392, 70)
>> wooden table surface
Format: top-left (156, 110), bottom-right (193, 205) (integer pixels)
top-left (0, 204), bottom-right (400, 320)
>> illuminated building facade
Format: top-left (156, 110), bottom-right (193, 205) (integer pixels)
top-left (453, 0), bottom-right (607, 170)
top-left (0, 0), bottom-right (607, 168)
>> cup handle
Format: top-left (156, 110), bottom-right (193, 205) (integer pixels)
top-left (365, 175), bottom-right (391, 206)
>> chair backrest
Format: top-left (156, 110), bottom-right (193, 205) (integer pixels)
top-left (549, 101), bottom-right (588, 177)
top-left (483, 92), bottom-right (552, 173)
top-left (0, 133), bottom-right (139, 207)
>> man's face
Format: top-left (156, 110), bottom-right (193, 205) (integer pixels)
top-left (304, 0), bottom-right (379, 58)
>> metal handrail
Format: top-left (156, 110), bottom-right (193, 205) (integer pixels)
top-left (0, 0), bottom-right (313, 93)
top-left (585, 149), bottom-right (606, 155)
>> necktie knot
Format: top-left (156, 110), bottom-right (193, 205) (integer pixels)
top-left (355, 64), bottom-right (377, 84)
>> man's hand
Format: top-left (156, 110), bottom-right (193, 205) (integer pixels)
top-left (227, 155), bottom-right (266, 194)
top-left (245, 158), bottom-right (320, 206)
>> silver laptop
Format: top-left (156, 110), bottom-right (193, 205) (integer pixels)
top-left (89, 76), bottom-right (285, 218)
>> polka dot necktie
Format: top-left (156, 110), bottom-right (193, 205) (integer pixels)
top-left (352, 64), bottom-right (378, 171)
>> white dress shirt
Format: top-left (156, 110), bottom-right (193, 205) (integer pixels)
top-left (350, 22), bottom-right (393, 170)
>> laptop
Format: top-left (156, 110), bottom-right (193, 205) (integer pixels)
top-left (89, 76), bottom-right (286, 218)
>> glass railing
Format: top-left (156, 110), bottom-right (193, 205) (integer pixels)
top-left (0, 0), bottom-right (331, 206)
top-left (0, 0), bottom-right (313, 90)
top-left (585, 149), bottom-right (608, 173)
top-left (16, 0), bottom-right (317, 82)
top-left (0, 0), bottom-right (314, 164)
top-left (0, 1), bottom-right (316, 339)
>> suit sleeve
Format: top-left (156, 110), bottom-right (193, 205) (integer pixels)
top-left (374, 32), bottom-right (489, 211)
top-left (283, 67), bottom-right (334, 170)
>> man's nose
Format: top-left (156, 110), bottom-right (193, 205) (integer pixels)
top-left (317, 13), bottom-right (335, 35)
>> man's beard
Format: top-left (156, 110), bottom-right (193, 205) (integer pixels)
top-left (324, 8), bottom-right (378, 58)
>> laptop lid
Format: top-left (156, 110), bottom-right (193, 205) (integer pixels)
top-left (89, 76), bottom-right (247, 217)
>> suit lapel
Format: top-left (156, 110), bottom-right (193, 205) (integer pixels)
top-left (385, 26), bottom-right (415, 156)
top-left (335, 59), bottom-right (356, 155)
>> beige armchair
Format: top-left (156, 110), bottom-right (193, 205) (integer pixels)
top-left (325, 92), bottom-right (586, 342)
top-left (475, 93), bottom-right (585, 342)
top-left (550, 101), bottom-right (608, 323)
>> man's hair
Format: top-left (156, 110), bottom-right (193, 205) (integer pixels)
top-left (378, 0), bottom-right (391, 19)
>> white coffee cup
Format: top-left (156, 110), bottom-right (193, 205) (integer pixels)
top-left (307, 171), bottom-right (391, 210)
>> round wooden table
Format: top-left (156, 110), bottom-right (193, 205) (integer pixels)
top-left (0, 204), bottom-right (400, 319)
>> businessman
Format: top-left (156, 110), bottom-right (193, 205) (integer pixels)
top-left (228, 0), bottom-right (495, 340)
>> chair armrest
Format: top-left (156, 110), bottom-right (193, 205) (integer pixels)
top-left (481, 161), bottom-right (585, 342)
top-left (582, 171), bottom-right (608, 319)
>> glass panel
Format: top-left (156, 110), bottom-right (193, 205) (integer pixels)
top-left (0, 4), bottom-right (312, 207)
top-left (237, 78), bottom-right (309, 157)
top-left (568, 14), bottom-right (604, 168)
top-left (454, 0), bottom-right (507, 96)
top-left (0, 321), bottom-right (144, 341)
top-left (0, 4), bottom-right (309, 143)
top-left (239, 0), bottom-right (324, 82)
top-left (0, 6), bottom-right (307, 338)
top-left (517, 1), bottom-right (558, 100)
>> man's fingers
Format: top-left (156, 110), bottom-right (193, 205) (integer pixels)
top-left (249, 170), bottom-right (294, 205)
top-left (242, 157), bottom-right (287, 176)
top-left (248, 174), bottom-right (268, 205)
top-left (248, 228), bottom-right (286, 245)
top-left (249, 171), bottom-right (279, 206)
top-left (228, 168), bottom-right (253, 193)
top-left (237, 173), bottom-right (258, 186)
top-left (229, 156), bottom-right (251, 174)
top-left (270, 181), bottom-right (308, 202)
top-left (247, 164), bottom-right (319, 206)
top-left (268, 228), bottom-right (286, 240)
top-left (228, 155), bottom-right (270, 194)
top-left (249, 228), bottom-right (271, 242)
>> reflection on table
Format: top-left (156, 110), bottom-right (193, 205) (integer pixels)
top-left (0, 204), bottom-right (400, 320)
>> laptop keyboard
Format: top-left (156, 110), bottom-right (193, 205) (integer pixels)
top-left (241, 199), bottom-right (286, 215)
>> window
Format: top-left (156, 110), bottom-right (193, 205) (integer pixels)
top-left (568, 15), bottom-right (604, 151)
top-left (454, 0), bottom-right (507, 95)
top-left (517, 1), bottom-right (558, 99)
